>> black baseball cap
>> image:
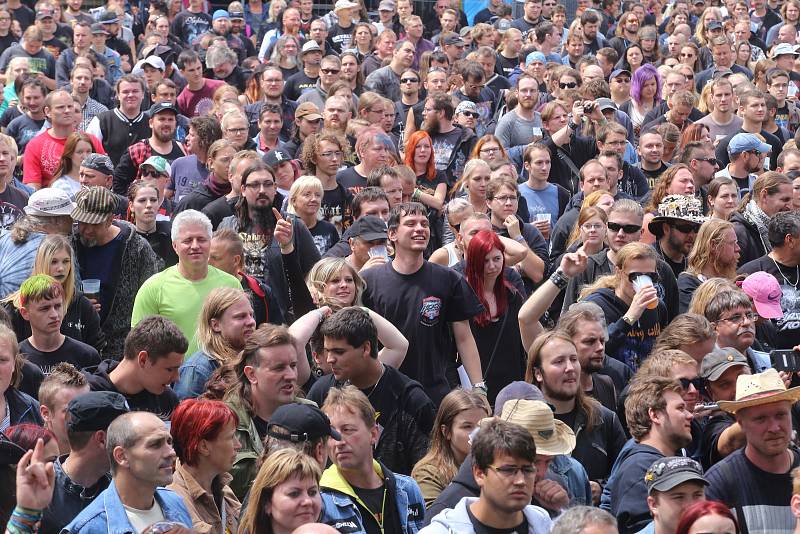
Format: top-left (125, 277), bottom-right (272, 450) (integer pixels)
top-left (267, 403), bottom-right (342, 442)
top-left (264, 148), bottom-right (292, 168)
top-left (349, 215), bottom-right (388, 241)
top-left (67, 391), bottom-right (130, 433)
top-left (645, 456), bottom-right (708, 494)
top-left (148, 101), bottom-right (178, 118)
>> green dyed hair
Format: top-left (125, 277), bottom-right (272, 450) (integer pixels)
top-left (19, 274), bottom-right (63, 308)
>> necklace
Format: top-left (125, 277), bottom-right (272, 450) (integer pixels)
top-left (770, 255), bottom-right (800, 289)
top-left (769, 256), bottom-right (800, 289)
top-left (348, 363), bottom-right (385, 400)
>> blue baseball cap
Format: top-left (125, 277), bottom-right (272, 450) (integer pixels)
top-left (212, 9), bottom-right (229, 20)
top-left (728, 133), bottom-right (771, 155)
top-left (526, 51), bottom-right (546, 65)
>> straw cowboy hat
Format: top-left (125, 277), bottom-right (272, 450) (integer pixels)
top-left (717, 368), bottom-right (800, 414)
top-left (498, 399), bottom-right (575, 456)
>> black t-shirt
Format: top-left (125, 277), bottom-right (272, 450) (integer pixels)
top-left (309, 220), bottom-right (340, 256)
top-left (0, 34), bottom-right (18, 52)
top-left (0, 185), bottom-right (28, 231)
top-left (738, 255), bottom-right (800, 349)
top-left (361, 261), bottom-right (484, 405)
top-left (42, 36), bottom-right (67, 59)
top-left (716, 128), bottom-right (782, 170)
top-left (351, 483), bottom-right (402, 534)
top-left (253, 414), bottom-right (269, 439)
top-left (336, 167), bottom-right (368, 192)
top-left (430, 128), bottom-right (465, 184)
top-left (327, 22), bottom-right (354, 54)
top-left (466, 504), bottom-right (528, 534)
top-left (11, 5), bottom-right (34, 28)
top-left (20, 336), bottom-right (100, 376)
top-left (494, 53), bottom-right (517, 79)
top-left (640, 162), bottom-right (669, 191)
top-left (284, 71), bottom-right (319, 102)
top-left (322, 184), bottom-right (353, 228)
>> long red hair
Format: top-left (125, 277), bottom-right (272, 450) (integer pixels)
top-left (465, 230), bottom-right (512, 327)
top-left (675, 500), bottom-right (740, 534)
top-left (404, 130), bottom-right (436, 181)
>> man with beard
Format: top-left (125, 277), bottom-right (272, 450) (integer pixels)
top-left (285, 42), bottom-right (323, 102)
top-left (218, 161), bottom-right (320, 320)
top-left (714, 133), bottom-right (769, 199)
top-left (635, 131), bottom-right (669, 189)
top-left (423, 93), bottom-right (476, 186)
top-left (72, 187), bottom-right (159, 358)
top-left (133, 210), bottom-right (240, 355)
top-left (580, 9), bottom-right (607, 55)
top-left (112, 102), bottom-right (186, 195)
top-left (453, 62), bottom-right (497, 137)
top-left (495, 74), bottom-right (542, 150)
top-left (562, 199), bottom-right (679, 319)
top-left (705, 368), bottom-right (800, 532)
top-left (715, 90), bottom-right (782, 171)
top-left (322, 95), bottom-right (350, 134)
top-left (647, 195), bottom-right (705, 279)
top-left (679, 141), bottom-right (719, 194)
top-left (601, 376), bottom-right (693, 534)
top-left (63, 411), bottom-right (192, 534)
top-left (364, 40), bottom-right (415, 102)
top-left (526, 329), bottom-right (626, 505)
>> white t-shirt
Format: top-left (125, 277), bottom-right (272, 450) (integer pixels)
top-left (123, 499), bottom-right (165, 534)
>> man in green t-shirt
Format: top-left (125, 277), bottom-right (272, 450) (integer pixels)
top-left (131, 209), bottom-right (240, 354)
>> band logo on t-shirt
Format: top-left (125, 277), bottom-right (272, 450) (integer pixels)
top-left (420, 296), bottom-right (442, 326)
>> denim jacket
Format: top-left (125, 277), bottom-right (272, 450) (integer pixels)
top-left (548, 455), bottom-right (592, 507)
top-left (175, 351), bottom-right (219, 400)
top-left (61, 480), bottom-right (192, 534)
top-left (320, 460), bottom-right (425, 534)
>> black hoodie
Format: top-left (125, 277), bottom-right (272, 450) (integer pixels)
top-left (84, 360), bottom-right (179, 421)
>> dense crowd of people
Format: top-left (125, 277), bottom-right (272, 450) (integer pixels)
top-left (1, 0), bottom-right (800, 532)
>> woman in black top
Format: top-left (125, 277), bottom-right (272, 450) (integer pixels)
top-left (128, 180), bottom-right (178, 269)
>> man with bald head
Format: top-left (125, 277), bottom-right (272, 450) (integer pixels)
top-left (63, 411), bottom-right (192, 534)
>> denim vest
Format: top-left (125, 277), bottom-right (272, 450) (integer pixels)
top-left (62, 481), bottom-right (192, 534)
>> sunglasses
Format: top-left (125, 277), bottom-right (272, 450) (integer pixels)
top-left (694, 156), bottom-right (718, 166)
top-left (461, 111), bottom-right (479, 118)
top-left (627, 271), bottom-right (660, 283)
top-left (559, 81), bottom-right (578, 89)
top-left (320, 68), bottom-right (340, 74)
top-left (678, 377), bottom-right (705, 391)
top-left (607, 222), bottom-right (641, 234)
top-left (141, 169), bottom-right (166, 178)
top-left (400, 77), bottom-right (419, 83)
top-left (670, 222), bottom-right (700, 233)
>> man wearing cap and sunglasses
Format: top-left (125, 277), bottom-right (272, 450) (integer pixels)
top-left (715, 132), bottom-right (771, 200)
top-left (705, 368), bottom-right (800, 532)
top-left (264, 402), bottom-right (340, 469)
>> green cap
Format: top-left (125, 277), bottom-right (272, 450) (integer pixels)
top-left (140, 155), bottom-right (171, 176)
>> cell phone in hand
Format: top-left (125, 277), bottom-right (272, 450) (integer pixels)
top-left (771, 349), bottom-right (800, 373)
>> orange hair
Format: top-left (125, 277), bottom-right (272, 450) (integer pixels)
top-left (404, 130), bottom-right (436, 181)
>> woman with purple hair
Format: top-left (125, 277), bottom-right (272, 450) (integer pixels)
top-left (620, 63), bottom-right (662, 139)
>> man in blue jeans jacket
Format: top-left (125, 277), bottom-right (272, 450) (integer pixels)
top-left (63, 411), bottom-right (192, 534)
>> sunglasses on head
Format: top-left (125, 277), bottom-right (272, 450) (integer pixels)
top-left (670, 222), bottom-right (701, 233)
top-left (607, 222), bottom-right (641, 234)
top-left (627, 271), bottom-right (660, 283)
top-left (559, 81), bottom-right (578, 89)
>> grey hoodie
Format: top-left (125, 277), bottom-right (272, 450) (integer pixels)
top-left (421, 497), bottom-right (551, 534)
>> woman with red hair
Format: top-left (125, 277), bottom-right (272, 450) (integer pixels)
top-left (464, 230), bottom-right (526, 404)
top-left (404, 130), bottom-right (447, 212)
top-left (5, 424), bottom-right (58, 463)
top-left (675, 500), bottom-right (740, 534)
top-left (167, 399), bottom-right (242, 534)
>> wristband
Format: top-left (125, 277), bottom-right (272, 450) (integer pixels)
top-left (622, 315), bottom-right (636, 326)
top-left (568, 119), bottom-right (579, 130)
top-left (412, 188), bottom-right (422, 201)
top-left (549, 268), bottom-right (569, 290)
top-left (473, 381), bottom-right (487, 394)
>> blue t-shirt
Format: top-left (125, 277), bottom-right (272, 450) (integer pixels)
top-left (518, 182), bottom-right (559, 227)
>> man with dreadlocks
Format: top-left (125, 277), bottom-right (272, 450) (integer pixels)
top-left (218, 159), bottom-right (320, 320)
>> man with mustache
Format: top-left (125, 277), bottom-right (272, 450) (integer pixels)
top-left (705, 368), bottom-right (800, 532)
top-left (704, 289), bottom-right (770, 374)
top-left (218, 161), bottom-right (320, 320)
top-left (63, 411), bottom-right (192, 534)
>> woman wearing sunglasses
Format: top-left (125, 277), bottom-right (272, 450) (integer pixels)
top-left (678, 219), bottom-right (740, 313)
top-left (580, 242), bottom-right (669, 371)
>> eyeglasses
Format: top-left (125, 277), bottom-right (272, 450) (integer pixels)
top-left (718, 311), bottom-right (757, 324)
top-left (581, 222), bottom-right (605, 231)
top-left (678, 377), bottom-right (705, 391)
top-left (559, 81), bottom-right (578, 89)
top-left (670, 222), bottom-right (700, 233)
top-left (627, 271), bottom-right (659, 283)
top-left (245, 180), bottom-right (276, 190)
top-left (694, 156), bottom-right (718, 166)
top-left (320, 68), bottom-right (340, 74)
top-left (319, 150), bottom-right (343, 159)
top-left (141, 169), bottom-right (166, 178)
top-left (400, 77), bottom-right (419, 83)
top-left (480, 147), bottom-right (500, 154)
top-left (489, 464), bottom-right (537, 478)
top-left (461, 111), bottom-right (479, 118)
top-left (607, 222), bottom-right (641, 234)
top-left (226, 127), bottom-right (248, 134)
top-left (492, 195), bottom-right (518, 204)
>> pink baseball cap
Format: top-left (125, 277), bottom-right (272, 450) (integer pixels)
top-left (741, 272), bottom-right (783, 319)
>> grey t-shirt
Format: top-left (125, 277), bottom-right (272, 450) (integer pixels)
top-left (364, 65), bottom-right (402, 102)
top-left (695, 113), bottom-right (743, 143)
top-left (495, 110), bottom-right (542, 148)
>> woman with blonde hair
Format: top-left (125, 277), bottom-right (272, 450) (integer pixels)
top-left (175, 287), bottom-right (256, 400)
top-left (581, 242), bottom-right (669, 370)
top-left (238, 449), bottom-right (322, 534)
top-left (306, 257), bottom-right (365, 310)
top-left (732, 171), bottom-right (792, 265)
top-left (677, 219), bottom-right (740, 313)
top-left (4, 234), bottom-right (102, 349)
top-left (687, 277), bottom-right (738, 316)
top-left (565, 205), bottom-right (609, 256)
top-left (287, 176), bottom-right (339, 255)
top-left (412, 389), bottom-right (490, 506)
top-left (451, 158), bottom-right (492, 215)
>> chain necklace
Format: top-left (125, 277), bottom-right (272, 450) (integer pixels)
top-left (348, 363), bottom-right (386, 400)
top-left (771, 255), bottom-right (800, 289)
